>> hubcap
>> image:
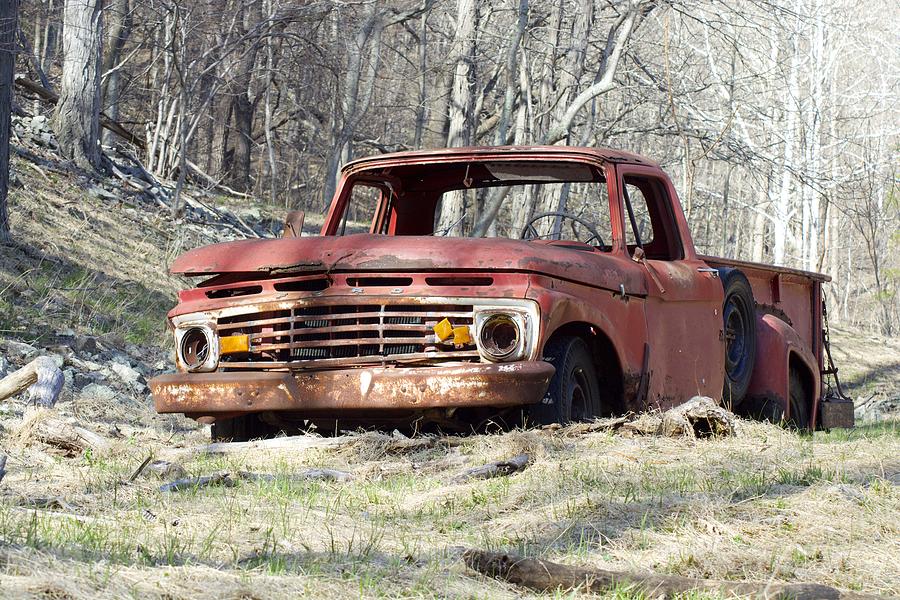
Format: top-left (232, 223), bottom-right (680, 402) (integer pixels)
top-left (724, 295), bottom-right (747, 375)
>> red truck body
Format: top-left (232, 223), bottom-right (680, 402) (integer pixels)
top-left (150, 146), bottom-right (841, 435)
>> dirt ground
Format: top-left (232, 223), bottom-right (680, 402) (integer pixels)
top-left (1, 152), bottom-right (899, 598)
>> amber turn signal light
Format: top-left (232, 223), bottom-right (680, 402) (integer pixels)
top-left (433, 318), bottom-right (453, 341)
top-left (219, 334), bottom-right (250, 355)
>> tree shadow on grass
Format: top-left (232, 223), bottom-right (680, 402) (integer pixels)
top-left (0, 239), bottom-right (175, 346)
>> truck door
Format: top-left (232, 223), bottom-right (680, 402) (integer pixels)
top-left (616, 166), bottom-right (725, 408)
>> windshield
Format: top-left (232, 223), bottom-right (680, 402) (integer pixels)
top-left (336, 161), bottom-right (613, 249)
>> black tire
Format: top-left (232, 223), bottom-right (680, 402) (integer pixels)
top-left (211, 413), bottom-right (274, 442)
top-left (718, 268), bottom-right (757, 406)
top-left (526, 336), bottom-right (602, 426)
top-left (787, 368), bottom-right (811, 430)
top-left (737, 368), bottom-right (810, 431)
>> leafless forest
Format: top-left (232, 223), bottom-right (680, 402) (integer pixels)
top-left (9, 0), bottom-right (900, 334)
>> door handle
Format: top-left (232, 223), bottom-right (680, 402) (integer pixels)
top-left (697, 267), bottom-right (719, 277)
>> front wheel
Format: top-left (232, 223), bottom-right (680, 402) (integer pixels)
top-left (526, 336), bottom-right (602, 426)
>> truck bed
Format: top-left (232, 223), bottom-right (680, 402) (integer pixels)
top-left (699, 254), bottom-right (829, 394)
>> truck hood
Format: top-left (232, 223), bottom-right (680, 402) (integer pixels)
top-left (170, 234), bottom-right (646, 294)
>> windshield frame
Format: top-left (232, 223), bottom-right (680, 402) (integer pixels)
top-left (323, 155), bottom-right (627, 254)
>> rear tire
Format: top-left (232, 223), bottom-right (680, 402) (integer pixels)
top-left (787, 368), bottom-right (811, 430)
top-left (526, 336), bottom-right (602, 426)
top-left (735, 368), bottom-right (810, 431)
top-left (719, 268), bottom-right (757, 407)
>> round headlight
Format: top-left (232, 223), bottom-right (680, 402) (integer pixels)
top-left (479, 314), bottom-right (521, 360)
top-left (180, 327), bottom-right (212, 371)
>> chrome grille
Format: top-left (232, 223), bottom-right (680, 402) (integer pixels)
top-left (217, 302), bottom-right (478, 370)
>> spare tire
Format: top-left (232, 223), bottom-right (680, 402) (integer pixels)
top-left (718, 268), bottom-right (756, 406)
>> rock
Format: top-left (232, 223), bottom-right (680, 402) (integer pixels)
top-left (238, 207), bottom-right (262, 220)
top-left (80, 383), bottom-right (117, 402)
top-left (74, 336), bottom-right (99, 354)
top-left (0, 356), bottom-right (9, 378)
top-left (145, 460), bottom-right (187, 480)
top-left (87, 186), bottom-right (119, 201)
top-left (3, 340), bottom-right (38, 358)
top-left (110, 362), bottom-right (143, 385)
top-left (62, 368), bottom-right (75, 389)
top-left (100, 332), bottom-right (126, 350)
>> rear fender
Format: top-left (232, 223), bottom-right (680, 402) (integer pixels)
top-left (746, 313), bottom-right (820, 421)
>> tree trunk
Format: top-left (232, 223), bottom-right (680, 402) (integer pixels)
top-left (773, 22), bottom-right (800, 266)
top-left (0, 0), bottom-right (18, 243)
top-left (436, 0), bottom-right (477, 236)
top-left (412, 12), bottom-right (428, 148)
top-left (101, 0), bottom-right (129, 146)
top-left (53, 0), bottom-right (103, 171)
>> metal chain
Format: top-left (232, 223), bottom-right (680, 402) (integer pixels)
top-left (821, 291), bottom-right (850, 400)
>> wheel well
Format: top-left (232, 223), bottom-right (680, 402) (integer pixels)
top-left (544, 322), bottom-right (624, 416)
top-left (788, 353), bottom-right (813, 414)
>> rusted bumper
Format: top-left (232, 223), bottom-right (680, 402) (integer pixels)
top-left (150, 361), bottom-right (555, 415)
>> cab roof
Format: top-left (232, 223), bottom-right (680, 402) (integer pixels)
top-left (341, 145), bottom-right (658, 175)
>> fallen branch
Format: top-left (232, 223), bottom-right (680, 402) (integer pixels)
top-left (159, 473), bottom-right (234, 493)
top-left (186, 159), bottom-right (254, 199)
top-left (160, 468), bottom-right (354, 492)
top-left (455, 454), bottom-right (530, 482)
top-left (463, 550), bottom-right (883, 600)
top-left (0, 356), bottom-right (63, 407)
top-left (240, 468), bottom-right (354, 483)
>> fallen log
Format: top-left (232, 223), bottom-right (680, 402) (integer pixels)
top-left (455, 454), bottom-right (530, 482)
top-left (0, 356), bottom-right (63, 407)
top-left (463, 550), bottom-right (884, 600)
top-left (31, 416), bottom-right (112, 456)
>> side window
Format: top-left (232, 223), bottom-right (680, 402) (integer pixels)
top-left (623, 183), bottom-right (654, 248)
top-left (623, 176), bottom-right (681, 260)
top-left (339, 183), bottom-right (382, 235)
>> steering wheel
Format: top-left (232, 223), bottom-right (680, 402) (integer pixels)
top-left (520, 211), bottom-right (606, 247)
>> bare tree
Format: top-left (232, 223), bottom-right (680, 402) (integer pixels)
top-left (0, 0), bottom-right (18, 243)
top-left (53, 0), bottom-right (103, 170)
top-left (435, 0), bottom-right (477, 236)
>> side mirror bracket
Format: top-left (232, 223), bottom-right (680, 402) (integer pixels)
top-left (282, 211), bottom-right (306, 238)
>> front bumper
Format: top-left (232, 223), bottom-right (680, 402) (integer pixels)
top-left (150, 361), bottom-right (555, 416)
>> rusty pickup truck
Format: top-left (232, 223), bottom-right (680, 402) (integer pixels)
top-left (150, 146), bottom-right (852, 440)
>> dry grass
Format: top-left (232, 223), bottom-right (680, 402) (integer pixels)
top-left (1, 405), bottom-right (897, 599)
top-left (2, 146), bottom-right (898, 599)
